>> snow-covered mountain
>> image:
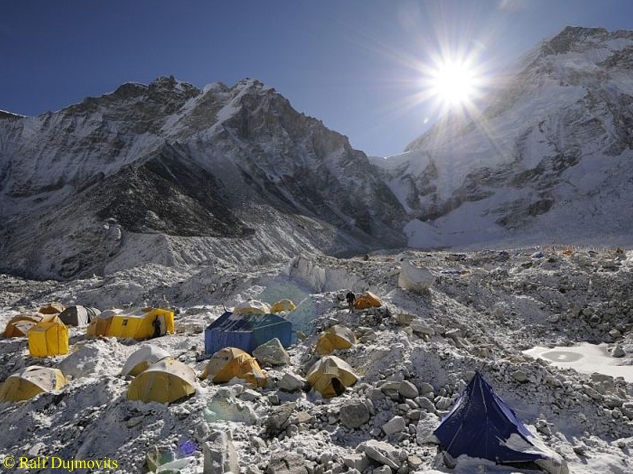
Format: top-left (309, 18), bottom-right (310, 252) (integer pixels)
top-left (373, 26), bottom-right (633, 249)
top-left (0, 77), bottom-right (406, 279)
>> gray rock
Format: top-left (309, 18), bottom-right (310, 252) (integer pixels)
top-left (395, 313), bottom-right (415, 326)
top-left (279, 373), bottom-right (307, 392)
top-left (398, 260), bottom-right (435, 292)
top-left (435, 396), bottom-right (453, 411)
top-left (372, 466), bottom-right (392, 474)
top-left (410, 320), bottom-right (435, 336)
top-left (357, 440), bottom-right (400, 469)
top-left (266, 452), bottom-right (308, 474)
top-left (611, 345), bottom-right (626, 358)
top-left (207, 396), bottom-right (258, 424)
top-left (582, 384), bottom-right (603, 401)
top-left (382, 416), bottom-right (406, 436)
top-left (416, 396), bottom-right (437, 414)
top-left (548, 314), bottom-right (561, 323)
top-left (203, 431), bottom-right (239, 474)
top-left (398, 381), bottom-right (419, 399)
top-left (444, 328), bottom-right (462, 339)
top-left (342, 453), bottom-right (371, 472)
top-left (340, 399), bottom-right (371, 429)
top-left (416, 413), bottom-right (440, 446)
top-left (419, 383), bottom-right (434, 395)
top-left (621, 402), bottom-right (633, 418)
top-left (253, 338), bottom-right (291, 366)
top-left (513, 370), bottom-right (529, 383)
top-left (266, 402), bottom-right (297, 435)
top-left (290, 411), bottom-right (314, 425)
top-left (240, 389), bottom-right (261, 402)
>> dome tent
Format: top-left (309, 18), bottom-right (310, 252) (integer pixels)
top-left (234, 300), bottom-right (271, 314)
top-left (270, 299), bottom-right (296, 314)
top-left (121, 345), bottom-right (171, 377)
top-left (306, 355), bottom-right (358, 398)
top-left (127, 359), bottom-right (196, 404)
top-left (4, 313), bottom-right (43, 338)
top-left (58, 305), bottom-right (100, 327)
top-left (315, 324), bottom-right (356, 355)
top-left (201, 347), bottom-right (267, 388)
top-left (38, 302), bottom-right (65, 315)
top-left (0, 366), bottom-right (67, 402)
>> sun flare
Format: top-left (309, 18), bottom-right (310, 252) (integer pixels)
top-left (430, 59), bottom-right (476, 106)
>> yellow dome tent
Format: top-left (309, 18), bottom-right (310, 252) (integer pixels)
top-left (38, 302), bottom-right (66, 315)
top-left (316, 324), bottom-right (357, 355)
top-left (127, 359), bottom-right (196, 404)
top-left (121, 345), bottom-right (171, 377)
top-left (306, 355), bottom-right (358, 398)
top-left (201, 347), bottom-right (267, 388)
top-left (27, 316), bottom-right (69, 357)
top-left (4, 313), bottom-right (42, 338)
top-left (234, 300), bottom-right (271, 315)
top-left (354, 291), bottom-right (382, 310)
top-left (270, 299), bottom-right (296, 314)
top-left (0, 366), bottom-right (67, 402)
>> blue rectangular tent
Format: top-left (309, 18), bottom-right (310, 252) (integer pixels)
top-left (204, 311), bottom-right (294, 355)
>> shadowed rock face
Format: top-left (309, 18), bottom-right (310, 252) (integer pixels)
top-left (0, 77), bottom-right (407, 279)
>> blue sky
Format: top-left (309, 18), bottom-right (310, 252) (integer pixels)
top-left (1, 1), bottom-right (633, 156)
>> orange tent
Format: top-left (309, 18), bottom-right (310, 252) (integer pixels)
top-left (354, 291), bottom-right (382, 310)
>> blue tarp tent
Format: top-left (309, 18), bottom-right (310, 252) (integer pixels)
top-left (205, 311), bottom-right (293, 355)
top-left (433, 372), bottom-right (565, 472)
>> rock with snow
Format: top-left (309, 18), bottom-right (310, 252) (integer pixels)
top-left (398, 260), bottom-right (435, 292)
top-left (382, 416), bottom-right (407, 436)
top-left (278, 373), bottom-right (307, 392)
top-left (357, 440), bottom-right (402, 470)
top-left (611, 345), bottom-right (626, 357)
top-left (253, 338), bottom-right (291, 366)
top-left (203, 431), bottom-right (239, 474)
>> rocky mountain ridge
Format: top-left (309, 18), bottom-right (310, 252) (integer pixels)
top-left (0, 77), bottom-right (406, 279)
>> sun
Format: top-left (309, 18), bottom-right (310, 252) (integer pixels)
top-left (431, 60), bottom-right (476, 105)
top-left (429, 58), bottom-right (477, 107)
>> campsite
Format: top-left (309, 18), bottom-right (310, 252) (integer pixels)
top-left (1, 248), bottom-right (633, 473)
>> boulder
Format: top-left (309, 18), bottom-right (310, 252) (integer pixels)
top-left (410, 319), bottom-right (435, 337)
top-left (266, 452), bottom-right (308, 474)
top-left (611, 345), bottom-right (626, 358)
top-left (398, 381), bottom-right (419, 399)
top-left (398, 260), bottom-right (435, 292)
top-left (339, 399), bottom-right (371, 429)
top-left (266, 402), bottom-right (297, 435)
top-left (382, 416), bottom-right (407, 436)
top-left (357, 440), bottom-right (401, 470)
top-left (253, 338), bottom-right (291, 366)
top-left (278, 373), bottom-right (307, 392)
top-left (203, 431), bottom-right (239, 474)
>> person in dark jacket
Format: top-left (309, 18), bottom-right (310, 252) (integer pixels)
top-left (152, 316), bottom-right (162, 338)
top-left (345, 292), bottom-right (356, 312)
